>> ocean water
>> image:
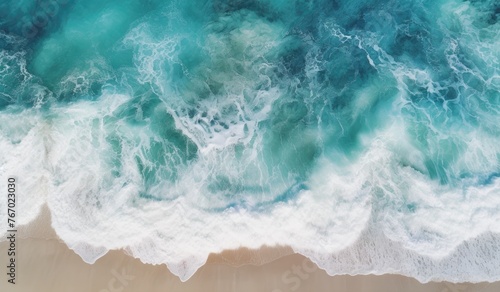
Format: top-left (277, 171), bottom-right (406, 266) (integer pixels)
top-left (1, 0), bottom-right (499, 282)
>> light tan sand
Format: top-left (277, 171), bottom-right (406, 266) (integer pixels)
top-left (0, 206), bottom-right (498, 292)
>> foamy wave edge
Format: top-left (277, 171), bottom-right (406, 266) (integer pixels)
top-left (0, 94), bottom-right (499, 284)
top-left (35, 210), bottom-right (500, 283)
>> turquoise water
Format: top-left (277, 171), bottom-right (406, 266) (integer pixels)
top-left (1, 0), bottom-right (499, 282)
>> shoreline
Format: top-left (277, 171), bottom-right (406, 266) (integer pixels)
top-left (0, 206), bottom-right (498, 291)
top-left (0, 238), bottom-right (498, 292)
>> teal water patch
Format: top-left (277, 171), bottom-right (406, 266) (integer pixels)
top-left (0, 0), bottom-right (499, 207)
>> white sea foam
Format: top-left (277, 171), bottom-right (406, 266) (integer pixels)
top-left (0, 109), bottom-right (49, 227)
top-left (123, 11), bottom-right (284, 154)
top-left (1, 92), bottom-right (499, 282)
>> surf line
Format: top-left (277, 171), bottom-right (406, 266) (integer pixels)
top-left (6, 177), bottom-right (16, 285)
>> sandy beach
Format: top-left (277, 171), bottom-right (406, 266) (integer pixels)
top-left (0, 206), bottom-right (498, 292)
